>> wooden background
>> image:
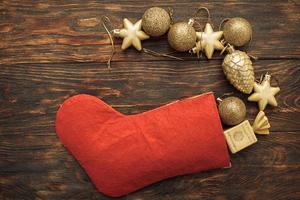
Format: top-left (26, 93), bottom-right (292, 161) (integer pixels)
top-left (1, 0), bottom-right (300, 199)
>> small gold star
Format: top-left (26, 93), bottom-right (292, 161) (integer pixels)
top-left (113, 18), bottom-right (150, 51)
top-left (248, 74), bottom-right (280, 111)
top-left (196, 23), bottom-right (224, 59)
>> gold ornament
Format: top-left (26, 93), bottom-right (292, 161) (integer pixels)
top-left (191, 41), bottom-right (203, 58)
top-left (167, 20), bottom-right (197, 52)
top-left (142, 7), bottom-right (171, 37)
top-left (224, 120), bottom-right (257, 154)
top-left (112, 18), bottom-right (150, 51)
top-left (248, 73), bottom-right (280, 111)
top-left (195, 23), bottom-right (224, 59)
top-left (252, 111), bottom-right (271, 135)
top-left (218, 96), bottom-right (246, 126)
top-left (223, 17), bottom-right (252, 47)
top-left (222, 44), bottom-right (255, 94)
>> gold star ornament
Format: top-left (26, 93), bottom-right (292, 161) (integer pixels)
top-left (196, 23), bottom-right (224, 59)
top-left (248, 74), bottom-right (280, 111)
top-left (112, 18), bottom-right (150, 51)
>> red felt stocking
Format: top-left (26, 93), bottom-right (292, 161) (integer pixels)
top-left (55, 92), bottom-right (230, 197)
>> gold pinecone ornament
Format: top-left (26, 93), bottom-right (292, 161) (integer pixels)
top-left (222, 44), bottom-right (255, 94)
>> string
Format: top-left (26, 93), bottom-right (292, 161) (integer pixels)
top-left (220, 42), bottom-right (230, 55)
top-left (248, 53), bottom-right (258, 60)
top-left (192, 20), bottom-right (203, 31)
top-left (256, 73), bottom-right (280, 87)
top-left (168, 7), bottom-right (174, 24)
top-left (245, 34), bottom-right (253, 53)
top-left (218, 18), bottom-right (230, 31)
top-left (101, 16), bottom-right (115, 69)
top-left (257, 73), bottom-right (264, 83)
top-left (193, 7), bottom-right (211, 23)
top-left (192, 7), bottom-right (211, 31)
top-left (143, 48), bottom-right (184, 61)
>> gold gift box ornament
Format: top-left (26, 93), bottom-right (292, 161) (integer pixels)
top-left (224, 111), bottom-right (270, 154)
top-left (224, 120), bottom-right (257, 153)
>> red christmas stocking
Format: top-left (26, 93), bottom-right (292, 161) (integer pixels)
top-left (56, 92), bottom-right (230, 197)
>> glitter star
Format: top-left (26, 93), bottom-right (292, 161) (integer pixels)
top-left (248, 74), bottom-right (280, 111)
top-left (114, 18), bottom-right (149, 51)
top-left (196, 23), bottom-right (224, 59)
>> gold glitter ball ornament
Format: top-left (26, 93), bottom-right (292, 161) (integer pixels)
top-left (218, 96), bottom-right (247, 126)
top-left (223, 17), bottom-right (252, 47)
top-left (168, 21), bottom-right (197, 52)
top-left (142, 7), bottom-right (171, 37)
top-left (222, 44), bottom-right (255, 94)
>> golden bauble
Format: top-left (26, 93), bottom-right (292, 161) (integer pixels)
top-left (167, 22), bottom-right (197, 52)
top-left (218, 97), bottom-right (246, 126)
top-left (223, 17), bottom-right (252, 47)
top-left (142, 7), bottom-right (171, 37)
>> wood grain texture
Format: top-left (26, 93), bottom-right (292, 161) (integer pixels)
top-left (1, 60), bottom-right (299, 134)
top-left (0, 0), bottom-right (300, 199)
top-left (0, 0), bottom-right (300, 64)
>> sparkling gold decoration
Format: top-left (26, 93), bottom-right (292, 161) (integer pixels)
top-left (224, 120), bottom-right (258, 154)
top-left (195, 23), bottom-right (224, 59)
top-left (167, 21), bottom-right (197, 52)
top-left (248, 74), bottom-right (280, 111)
top-left (142, 7), bottom-right (171, 37)
top-left (112, 18), bottom-right (150, 51)
top-left (252, 111), bottom-right (271, 135)
top-left (218, 97), bottom-right (247, 126)
top-left (223, 17), bottom-right (252, 47)
top-left (191, 41), bottom-right (203, 58)
top-left (222, 44), bottom-right (255, 94)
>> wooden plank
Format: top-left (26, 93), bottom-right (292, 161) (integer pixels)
top-left (1, 166), bottom-right (299, 199)
top-left (0, 132), bottom-right (299, 168)
top-left (1, 60), bottom-right (299, 135)
top-left (1, 133), bottom-right (299, 199)
top-left (1, 167), bottom-right (300, 200)
top-left (1, 1), bottom-right (300, 64)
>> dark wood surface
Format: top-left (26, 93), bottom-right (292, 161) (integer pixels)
top-left (1, 1), bottom-right (300, 199)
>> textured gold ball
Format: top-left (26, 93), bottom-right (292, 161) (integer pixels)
top-left (167, 22), bottom-right (197, 52)
top-left (218, 97), bottom-right (246, 126)
top-left (223, 17), bottom-right (252, 47)
top-left (142, 7), bottom-right (171, 37)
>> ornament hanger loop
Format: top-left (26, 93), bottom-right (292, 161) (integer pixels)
top-left (192, 7), bottom-right (211, 31)
top-left (218, 18), bottom-right (230, 31)
top-left (245, 34), bottom-right (253, 53)
top-left (168, 7), bottom-right (174, 24)
top-left (101, 16), bottom-right (114, 32)
top-left (258, 74), bottom-right (263, 83)
top-left (193, 7), bottom-right (211, 23)
top-left (257, 72), bottom-right (280, 87)
top-left (101, 16), bottom-right (115, 69)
